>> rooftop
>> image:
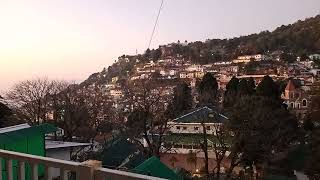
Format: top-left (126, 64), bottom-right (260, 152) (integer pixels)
top-left (0, 123), bottom-right (31, 134)
top-left (45, 140), bottom-right (91, 149)
top-left (173, 106), bottom-right (228, 123)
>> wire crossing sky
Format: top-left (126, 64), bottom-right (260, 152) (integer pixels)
top-left (0, 0), bottom-right (319, 91)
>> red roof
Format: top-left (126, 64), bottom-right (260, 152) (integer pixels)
top-left (285, 80), bottom-right (296, 91)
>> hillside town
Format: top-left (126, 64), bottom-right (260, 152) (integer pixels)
top-left (1, 6), bottom-right (320, 180)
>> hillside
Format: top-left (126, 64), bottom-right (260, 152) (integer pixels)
top-left (81, 14), bottom-right (320, 86)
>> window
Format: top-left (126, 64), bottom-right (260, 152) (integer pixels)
top-left (302, 99), bottom-right (307, 107)
top-left (290, 103), bottom-right (294, 108)
top-left (183, 127), bottom-right (187, 130)
top-left (194, 127), bottom-right (199, 131)
top-left (297, 103), bottom-right (300, 109)
top-left (176, 126), bottom-right (180, 130)
top-left (206, 126), bottom-right (211, 130)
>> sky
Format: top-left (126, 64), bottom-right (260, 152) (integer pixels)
top-left (0, 0), bottom-right (319, 92)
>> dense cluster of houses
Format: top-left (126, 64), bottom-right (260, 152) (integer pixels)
top-left (97, 53), bottom-right (319, 116)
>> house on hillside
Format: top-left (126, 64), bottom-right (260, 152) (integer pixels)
top-left (282, 79), bottom-right (311, 119)
top-left (161, 107), bottom-right (229, 173)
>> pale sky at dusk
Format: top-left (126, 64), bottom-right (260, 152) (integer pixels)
top-left (0, 0), bottom-right (319, 92)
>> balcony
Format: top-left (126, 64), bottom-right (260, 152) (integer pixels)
top-left (0, 149), bottom-right (166, 180)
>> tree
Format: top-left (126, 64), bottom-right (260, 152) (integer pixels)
top-left (198, 73), bottom-right (218, 106)
top-left (226, 96), bottom-right (299, 178)
top-left (171, 82), bottom-right (192, 115)
top-left (0, 101), bottom-right (12, 127)
top-left (256, 75), bottom-right (280, 100)
top-left (247, 77), bottom-right (256, 94)
top-left (280, 53), bottom-right (296, 63)
top-left (238, 79), bottom-right (252, 96)
top-left (144, 48), bottom-right (151, 59)
top-left (52, 84), bottom-right (116, 143)
top-left (223, 77), bottom-right (239, 108)
top-left (6, 78), bottom-right (54, 125)
top-left (305, 82), bottom-right (320, 179)
top-left (212, 124), bottom-right (230, 179)
top-left (125, 81), bottom-right (173, 158)
top-left (151, 48), bottom-right (162, 60)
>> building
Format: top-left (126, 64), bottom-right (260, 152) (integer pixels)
top-left (309, 54), bottom-right (320, 60)
top-left (162, 107), bottom-right (229, 173)
top-left (0, 123), bottom-right (57, 180)
top-left (111, 76), bottom-right (119, 83)
top-left (282, 79), bottom-right (310, 119)
top-left (46, 141), bottom-right (91, 179)
top-left (237, 54), bottom-right (266, 61)
top-left (179, 72), bottom-right (187, 79)
top-left (109, 89), bottom-right (123, 99)
top-left (233, 54), bottom-right (266, 64)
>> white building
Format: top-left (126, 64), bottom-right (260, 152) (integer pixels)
top-left (45, 140), bottom-right (91, 179)
top-left (165, 106), bottom-right (228, 154)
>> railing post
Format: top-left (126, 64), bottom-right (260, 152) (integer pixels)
top-left (76, 164), bottom-right (93, 180)
top-left (44, 166), bottom-right (52, 180)
top-left (6, 159), bottom-right (13, 180)
top-left (0, 157), bottom-right (2, 180)
top-left (18, 161), bottom-right (25, 180)
top-left (31, 163), bottom-right (38, 180)
top-left (60, 168), bottom-right (68, 180)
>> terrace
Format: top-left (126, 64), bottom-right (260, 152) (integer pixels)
top-left (0, 149), bottom-right (165, 180)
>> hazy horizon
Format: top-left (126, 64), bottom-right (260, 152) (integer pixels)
top-left (1, 0), bottom-right (320, 92)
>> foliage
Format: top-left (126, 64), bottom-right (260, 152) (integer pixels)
top-left (197, 73), bottom-right (218, 106)
top-left (256, 75), bottom-right (280, 100)
top-left (0, 101), bottom-right (12, 127)
top-left (171, 82), bottom-right (193, 115)
top-left (305, 82), bottom-right (320, 179)
top-left (227, 96), bottom-right (299, 177)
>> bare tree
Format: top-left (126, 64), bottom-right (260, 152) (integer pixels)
top-left (125, 80), bottom-right (173, 158)
top-left (53, 85), bottom-right (116, 142)
top-left (6, 78), bottom-right (54, 125)
top-left (212, 124), bottom-right (229, 179)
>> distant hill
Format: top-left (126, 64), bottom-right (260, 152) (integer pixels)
top-left (81, 14), bottom-right (320, 86)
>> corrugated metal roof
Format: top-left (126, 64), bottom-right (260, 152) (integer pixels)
top-left (0, 123), bottom-right (58, 144)
top-left (45, 140), bottom-right (91, 149)
top-left (173, 106), bottom-right (228, 123)
top-left (0, 123), bottom-right (31, 134)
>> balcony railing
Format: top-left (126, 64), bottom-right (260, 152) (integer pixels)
top-left (0, 149), bottom-right (166, 180)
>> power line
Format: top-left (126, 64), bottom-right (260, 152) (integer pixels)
top-left (147, 0), bottom-right (164, 49)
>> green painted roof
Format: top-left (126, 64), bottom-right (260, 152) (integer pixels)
top-left (102, 138), bottom-right (146, 169)
top-left (134, 156), bottom-right (182, 180)
top-left (173, 106), bottom-right (228, 123)
top-left (165, 133), bottom-right (220, 145)
top-left (0, 123), bottom-right (57, 144)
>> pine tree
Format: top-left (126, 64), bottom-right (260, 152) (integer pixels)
top-left (223, 76), bottom-right (239, 108)
top-left (197, 73), bottom-right (218, 106)
top-left (256, 75), bottom-right (280, 100)
top-left (172, 82), bottom-right (192, 115)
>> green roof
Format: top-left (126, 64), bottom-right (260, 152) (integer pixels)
top-left (102, 138), bottom-right (146, 169)
top-left (134, 156), bottom-right (182, 180)
top-left (173, 106), bottom-right (228, 123)
top-left (165, 133), bottom-right (221, 145)
top-left (0, 123), bottom-right (57, 144)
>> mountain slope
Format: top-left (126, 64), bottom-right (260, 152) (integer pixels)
top-left (81, 14), bottom-right (320, 86)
